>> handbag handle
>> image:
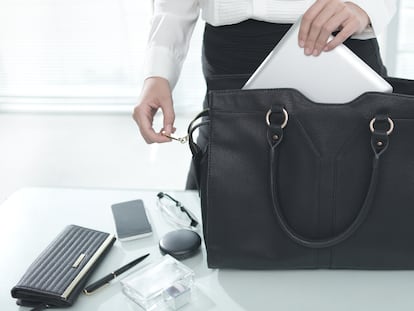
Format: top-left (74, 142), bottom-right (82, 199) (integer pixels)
top-left (267, 107), bottom-right (392, 249)
top-left (187, 109), bottom-right (210, 156)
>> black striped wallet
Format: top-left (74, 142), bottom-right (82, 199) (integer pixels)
top-left (11, 225), bottom-right (116, 310)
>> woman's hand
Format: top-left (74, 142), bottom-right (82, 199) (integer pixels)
top-left (133, 77), bottom-right (175, 144)
top-left (299, 0), bottom-right (370, 56)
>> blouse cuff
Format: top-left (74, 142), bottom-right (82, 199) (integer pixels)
top-left (143, 45), bottom-right (183, 89)
top-left (349, 0), bottom-right (396, 38)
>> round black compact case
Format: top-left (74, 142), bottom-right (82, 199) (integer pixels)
top-left (159, 229), bottom-right (202, 260)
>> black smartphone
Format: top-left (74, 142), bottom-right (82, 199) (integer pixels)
top-left (111, 199), bottom-right (153, 241)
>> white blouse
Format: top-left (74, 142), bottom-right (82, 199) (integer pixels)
top-left (144, 0), bottom-right (397, 89)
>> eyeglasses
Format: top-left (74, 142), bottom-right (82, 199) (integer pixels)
top-left (156, 192), bottom-right (199, 230)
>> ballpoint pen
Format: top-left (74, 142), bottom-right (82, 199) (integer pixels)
top-left (83, 253), bottom-right (150, 295)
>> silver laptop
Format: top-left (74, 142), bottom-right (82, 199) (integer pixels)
top-left (243, 17), bottom-right (393, 103)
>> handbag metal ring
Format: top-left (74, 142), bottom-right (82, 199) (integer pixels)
top-left (266, 108), bottom-right (288, 128)
top-left (369, 117), bottom-right (394, 135)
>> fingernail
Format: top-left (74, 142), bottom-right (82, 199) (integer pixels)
top-left (305, 48), bottom-right (312, 55)
top-left (324, 46), bottom-right (329, 51)
top-left (299, 40), bottom-right (305, 48)
top-left (312, 49), bottom-right (319, 56)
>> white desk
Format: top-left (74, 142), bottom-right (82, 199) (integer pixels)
top-left (2, 187), bottom-right (414, 311)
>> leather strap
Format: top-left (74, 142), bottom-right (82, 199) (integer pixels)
top-left (268, 107), bottom-right (390, 249)
top-left (187, 109), bottom-right (210, 156)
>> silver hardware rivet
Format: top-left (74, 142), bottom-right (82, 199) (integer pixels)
top-left (273, 134), bottom-right (279, 140)
top-left (377, 141), bottom-right (383, 147)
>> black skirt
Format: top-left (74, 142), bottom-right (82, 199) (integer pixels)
top-left (185, 19), bottom-right (387, 189)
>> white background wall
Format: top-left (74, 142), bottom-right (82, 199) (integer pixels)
top-left (0, 0), bottom-right (205, 114)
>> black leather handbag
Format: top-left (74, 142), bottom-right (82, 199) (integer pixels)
top-left (189, 76), bottom-right (414, 269)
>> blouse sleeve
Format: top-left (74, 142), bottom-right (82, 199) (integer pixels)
top-left (350, 0), bottom-right (397, 39)
top-left (143, 0), bottom-right (200, 89)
